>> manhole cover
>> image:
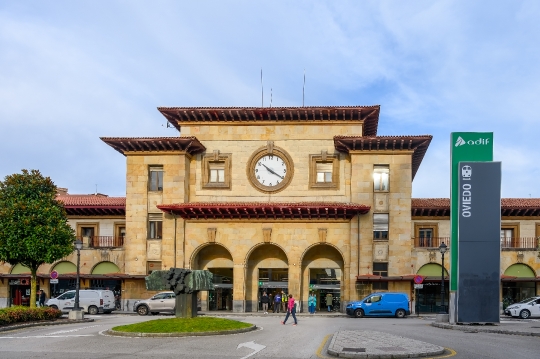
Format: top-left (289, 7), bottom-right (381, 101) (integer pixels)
top-left (342, 348), bottom-right (366, 352)
top-left (377, 347), bottom-right (406, 352)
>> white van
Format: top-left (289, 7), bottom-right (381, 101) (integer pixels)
top-left (46, 289), bottom-right (115, 314)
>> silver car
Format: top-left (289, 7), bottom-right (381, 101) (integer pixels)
top-left (133, 291), bottom-right (176, 316)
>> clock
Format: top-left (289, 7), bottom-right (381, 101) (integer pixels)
top-left (247, 145), bottom-right (294, 193)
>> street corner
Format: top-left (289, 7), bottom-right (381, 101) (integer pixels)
top-left (327, 330), bottom-right (445, 359)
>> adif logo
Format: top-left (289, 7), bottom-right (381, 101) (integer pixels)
top-left (455, 136), bottom-right (466, 147)
top-left (455, 136), bottom-right (490, 147)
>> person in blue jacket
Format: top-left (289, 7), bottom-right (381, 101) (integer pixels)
top-left (273, 292), bottom-right (281, 313)
top-left (308, 292), bottom-right (317, 314)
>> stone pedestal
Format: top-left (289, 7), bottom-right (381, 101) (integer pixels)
top-left (68, 310), bottom-right (84, 320)
top-left (175, 292), bottom-right (198, 318)
top-left (435, 313), bottom-right (449, 323)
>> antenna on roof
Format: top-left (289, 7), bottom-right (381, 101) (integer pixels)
top-left (303, 68), bottom-right (306, 107)
top-left (270, 88), bottom-right (273, 108)
top-left (261, 68), bottom-right (264, 107)
top-left (95, 184), bottom-right (98, 195)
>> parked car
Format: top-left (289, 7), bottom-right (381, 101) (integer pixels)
top-left (504, 296), bottom-right (540, 319)
top-left (346, 292), bottom-right (410, 318)
top-left (46, 289), bottom-right (115, 315)
top-left (133, 291), bottom-right (176, 315)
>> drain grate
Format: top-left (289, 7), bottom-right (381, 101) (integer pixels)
top-left (377, 347), bottom-right (406, 352)
top-left (342, 348), bottom-right (366, 353)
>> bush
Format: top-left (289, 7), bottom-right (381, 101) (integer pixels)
top-left (0, 306), bottom-right (62, 326)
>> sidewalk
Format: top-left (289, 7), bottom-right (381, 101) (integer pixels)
top-left (113, 310), bottom-right (348, 317)
top-left (431, 317), bottom-right (540, 337)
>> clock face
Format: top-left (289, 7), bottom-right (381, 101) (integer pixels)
top-left (247, 146), bottom-right (294, 193)
top-left (254, 155), bottom-right (288, 187)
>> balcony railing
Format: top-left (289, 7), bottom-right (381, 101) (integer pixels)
top-left (78, 236), bottom-right (124, 249)
top-left (414, 237), bottom-right (450, 248)
top-left (501, 237), bottom-right (539, 250)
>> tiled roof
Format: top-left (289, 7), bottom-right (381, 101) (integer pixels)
top-left (412, 198), bottom-right (540, 217)
top-left (334, 135), bottom-right (432, 180)
top-left (157, 202), bottom-right (371, 220)
top-left (57, 195), bottom-right (125, 216)
top-left (100, 137), bottom-right (206, 156)
top-left (158, 106), bottom-right (381, 136)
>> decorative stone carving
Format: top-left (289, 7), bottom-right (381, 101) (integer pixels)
top-left (263, 228), bottom-right (272, 243)
top-left (213, 150), bottom-right (220, 161)
top-left (321, 150), bottom-right (327, 162)
top-left (318, 228), bottom-right (327, 243)
top-left (428, 250), bottom-right (437, 262)
top-left (374, 193), bottom-right (389, 212)
top-left (373, 243), bottom-right (388, 261)
top-left (147, 241), bottom-right (161, 260)
top-left (207, 228), bottom-right (217, 243)
top-left (517, 251), bottom-right (524, 263)
top-left (267, 140), bottom-right (274, 154)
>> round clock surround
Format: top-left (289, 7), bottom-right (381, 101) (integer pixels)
top-left (247, 146), bottom-right (294, 193)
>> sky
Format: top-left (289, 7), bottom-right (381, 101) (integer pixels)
top-left (1, 1), bottom-right (539, 199)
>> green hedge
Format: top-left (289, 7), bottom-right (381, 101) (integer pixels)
top-left (0, 306), bottom-right (62, 326)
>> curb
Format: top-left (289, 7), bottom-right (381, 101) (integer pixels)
top-left (0, 318), bottom-right (94, 333)
top-left (431, 322), bottom-right (540, 337)
top-left (105, 324), bottom-right (257, 337)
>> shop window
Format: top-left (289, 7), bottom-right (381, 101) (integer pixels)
top-left (148, 214), bottom-right (163, 239)
top-left (309, 153), bottom-right (339, 189)
top-left (373, 165), bottom-right (389, 192)
top-left (202, 152), bottom-right (231, 189)
top-left (414, 223), bottom-right (438, 247)
top-left (147, 261), bottom-right (162, 274)
top-left (149, 166), bottom-right (164, 191)
top-left (373, 214), bottom-right (389, 240)
top-left (373, 262), bottom-right (388, 290)
top-left (501, 223), bottom-right (519, 248)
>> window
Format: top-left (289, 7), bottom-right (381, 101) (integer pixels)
top-left (148, 214), bottom-right (162, 239)
top-left (147, 261), bottom-right (162, 275)
top-left (414, 223), bottom-right (438, 247)
top-left (149, 166), bottom-right (164, 191)
top-left (202, 153), bottom-right (231, 189)
top-left (309, 153), bottom-right (339, 189)
top-left (76, 223), bottom-right (98, 247)
top-left (373, 213), bottom-right (389, 240)
top-left (501, 223), bottom-right (519, 248)
top-left (114, 223), bottom-right (126, 247)
top-left (372, 262), bottom-right (388, 290)
top-left (373, 165), bottom-right (389, 192)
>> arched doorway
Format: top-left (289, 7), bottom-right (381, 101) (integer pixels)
top-left (416, 263), bottom-right (449, 313)
top-left (246, 243), bottom-right (288, 312)
top-left (192, 244), bottom-right (234, 311)
top-left (91, 262), bottom-right (122, 303)
top-left (9, 264), bottom-right (31, 306)
top-left (301, 244), bottom-right (344, 312)
top-left (50, 261), bottom-right (77, 298)
top-left (503, 263), bottom-right (537, 307)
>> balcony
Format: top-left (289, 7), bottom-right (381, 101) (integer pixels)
top-left (501, 237), bottom-right (539, 250)
top-left (78, 236), bottom-right (124, 249)
top-left (414, 237), bottom-right (450, 249)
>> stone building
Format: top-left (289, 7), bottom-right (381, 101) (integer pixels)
top-left (0, 105), bottom-right (538, 313)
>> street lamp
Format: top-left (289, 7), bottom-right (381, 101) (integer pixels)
top-left (74, 240), bottom-right (83, 312)
top-left (439, 242), bottom-right (447, 314)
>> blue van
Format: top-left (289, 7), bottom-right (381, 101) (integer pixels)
top-left (346, 292), bottom-right (410, 318)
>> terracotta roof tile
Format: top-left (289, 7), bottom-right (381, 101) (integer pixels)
top-left (412, 198), bottom-right (540, 216)
top-left (57, 195), bottom-right (126, 207)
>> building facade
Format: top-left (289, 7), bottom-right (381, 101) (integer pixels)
top-left (1, 105), bottom-right (538, 313)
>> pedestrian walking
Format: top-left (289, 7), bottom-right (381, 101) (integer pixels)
top-left (308, 292), bottom-right (317, 314)
top-left (326, 292), bottom-right (333, 312)
top-left (281, 291), bottom-right (287, 312)
top-left (281, 294), bottom-right (298, 326)
top-left (261, 292), bottom-right (269, 314)
top-left (274, 292), bottom-right (281, 313)
top-left (38, 290), bottom-right (46, 307)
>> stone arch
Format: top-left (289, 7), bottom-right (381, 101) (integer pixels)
top-left (243, 242), bottom-right (290, 265)
top-left (504, 263), bottom-right (536, 278)
top-left (300, 243), bottom-right (345, 312)
top-left (91, 261), bottom-right (120, 274)
top-left (10, 263), bottom-right (30, 274)
top-left (417, 263), bottom-right (448, 277)
top-left (51, 261), bottom-right (77, 274)
top-left (189, 242), bottom-right (234, 269)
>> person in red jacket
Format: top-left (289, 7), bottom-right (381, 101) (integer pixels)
top-left (281, 294), bottom-right (297, 326)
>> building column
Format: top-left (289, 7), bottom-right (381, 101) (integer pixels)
top-left (233, 263), bottom-right (245, 312)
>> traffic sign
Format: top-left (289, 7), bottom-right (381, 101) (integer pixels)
top-left (413, 275), bottom-right (424, 284)
top-left (50, 279), bottom-right (59, 284)
top-left (50, 271), bottom-right (58, 279)
top-left (414, 284), bottom-right (423, 289)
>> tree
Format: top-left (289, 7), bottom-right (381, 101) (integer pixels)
top-left (0, 169), bottom-right (75, 308)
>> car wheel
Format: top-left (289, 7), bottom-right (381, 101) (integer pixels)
top-left (151, 312), bottom-right (159, 315)
top-left (50, 305), bottom-right (58, 310)
top-left (519, 310), bottom-right (531, 319)
top-left (354, 309), bottom-right (364, 318)
top-left (395, 309), bottom-right (406, 318)
top-left (88, 306), bottom-right (99, 315)
top-left (137, 305), bottom-right (149, 316)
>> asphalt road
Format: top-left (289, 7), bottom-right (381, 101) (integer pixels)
top-left (0, 314), bottom-right (538, 359)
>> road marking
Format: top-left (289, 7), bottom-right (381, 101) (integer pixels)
top-left (316, 334), bottom-right (333, 358)
top-left (427, 347), bottom-right (457, 358)
top-left (236, 340), bottom-right (266, 359)
top-left (47, 325), bottom-right (101, 335)
top-left (0, 335), bottom-right (94, 339)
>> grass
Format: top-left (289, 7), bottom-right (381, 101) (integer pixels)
top-left (112, 316), bottom-right (252, 333)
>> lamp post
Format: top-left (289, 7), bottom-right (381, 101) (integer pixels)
top-left (74, 239), bottom-right (82, 311)
top-left (439, 242), bottom-right (447, 314)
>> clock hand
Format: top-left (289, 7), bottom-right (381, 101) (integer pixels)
top-left (262, 164), bottom-right (284, 179)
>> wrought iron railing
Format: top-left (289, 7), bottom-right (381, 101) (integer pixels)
top-left (78, 236), bottom-right (124, 249)
top-left (413, 237), bottom-right (450, 248)
top-left (500, 237), bottom-right (538, 249)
